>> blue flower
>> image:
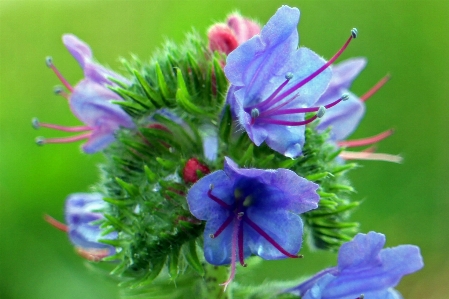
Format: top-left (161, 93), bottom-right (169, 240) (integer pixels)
top-left (65, 193), bottom-right (117, 259)
top-left (286, 231), bottom-right (423, 299)
top-left (224, 5), bottom-right (357, 157)
top-left (34, 34), bottom-right (134, 153)
top-left (187, 157), bottom-right (320, 286)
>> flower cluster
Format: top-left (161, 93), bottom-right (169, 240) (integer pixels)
top-left (36, 4), bottom-right (422, 299)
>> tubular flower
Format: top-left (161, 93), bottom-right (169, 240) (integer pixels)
top-left (224, 5), bottom-right (358, 158)
top-left (65, 193), bottom-right (117, 260)
top-left (187, 157), bottom-right (320, 288)
top-left (208, 13), bottom-right (260, 55)
top-left (33, 34), bottom-right (134, 153)
top-left (286, 232), bottom-right (423, 299)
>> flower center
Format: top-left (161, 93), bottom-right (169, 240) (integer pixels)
top-left (246, 29), bottom-right (358, 126)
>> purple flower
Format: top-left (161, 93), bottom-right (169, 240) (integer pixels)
top-left (34, 34), bottom-right (134, 153)
top-left (286, 231), bottom-right (423, 299)
top-left (65, 193), bottom-right (117, 259)
top-left (187, 157), bottom-right (320, 287)
top-left (315, 58), bottom-right (367, 142)
top-left (224, 5), bottom-right (357, 158)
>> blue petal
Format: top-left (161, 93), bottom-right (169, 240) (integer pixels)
top-left (82, 131), bottom-right (116, 154)
top-left (224, 5), bottom-right (300, 88)
top-left (203, 214), bottom-right (234, 265)
top-left (70, 79), bottom-right (135, 129)
top-left (327, 58), bottom-right (367, 91)
top-left (245, 208), bottom-right (303, 260)
top-left (315, 91), bottom-right (365, 141)
top-left (62, 34), bottom-right (93, 68)
top-left (65, 193), bottom-right (116, 250)
top-left (186, 170), bottom-right (235, 221)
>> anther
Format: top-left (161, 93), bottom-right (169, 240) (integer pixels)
top-left (209, 183), bottom-right (214, 190)
top-left (237, 212), bottom-right (244, 219)
top-left (35, 137), bottom-right (46, 146)
top-left (251, 108), bottom-right (260, 118)
top-left (54, 86), bottom-right (64, 95)
top-left (285, 72), bottom-right (293, 80)
top-left (45, 56), bottom-right (53, 67)
top-left (351, 28), bottom-right (358, 38)
top-left (341, 93), bottom-right (350, 101)
top-left (316, 106), bottom-right (326, 118)
top-left (209, 234), bottom-right (215, 239)
top-left (32, 118), bottom-right (40, 129)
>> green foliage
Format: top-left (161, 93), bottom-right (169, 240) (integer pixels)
top-left (94, 29), bottom-right (359, 296)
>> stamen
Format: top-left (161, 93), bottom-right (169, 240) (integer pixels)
top-left (54, 86), bottom-right (70, 100)
top-left (35, 132), bottom-right (92, 145)
top-left (207, 189), bottom-right (231, 208)
top-left (258, 93), bottom-right (347, 118)
top-left (256, 114), bottom-right (318, 126)
top-left (46, 56), bottom-right (74, 92)
top-left (44, 214), bottom-right (68, 232)
top-left (75, 247), bottom-right (111, 262)
top-left (360, 74), bottom-right (390, 102)
top-left (244, 217), bottom-right (300, 258)
top-left (211, 214), bottom-right (234, 238)
top-left (275, 29), bottom-right (358, 101)
top-left (238, 224), bottom-right (246, 267)
top-left (337, 129), bottom-right (394, 147)
top-left (246, 73), bottom-right (294, 111)
top-left (316, 106), bottom-right (326, 118)
top-left (220, 219), bottom-right (240, 291)
top-left (355, 295), bottom-right (365, 299)
top-left (32, 118), bottom-right (92, 132)
top-left (339, 151), bottom-right (403, 163)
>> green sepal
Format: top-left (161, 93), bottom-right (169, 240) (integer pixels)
top-left (109, 86), bottom-right (153, 110)
top-left (182, 240), bottom-right (205, 276)
top-left (155, 62), bottom-right (172, 101)
top-left (212, 55), bottom-right (227, 106)
top-left (144, 165), bottom-right (157, 183)
top-left (133, 69), bottom-right (164, 108)
top-left (115, 177), bottom-right (140, 197)
top-left (175, 68), bottom-right (210, 116)
top-left (218, 105), bottom-right (232, 144)
top-left (168, 247), bottom-right (181, 280)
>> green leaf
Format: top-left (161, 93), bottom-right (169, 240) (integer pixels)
top-left (176, 69), bottom-right (209, 116)
top-left (115, 177), bottom-right (140, 197)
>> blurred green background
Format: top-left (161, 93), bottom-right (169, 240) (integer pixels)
top-left (0, 0), bottom-right (447, 298)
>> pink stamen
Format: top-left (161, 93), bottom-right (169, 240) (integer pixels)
top-left (54, 86), bottom-right (70, 100)
top-left (210, 214), bottom-right (234, 238)
top-left (247, 74), bottom-right (293, 111)
top-left (261, 95), bottom-right (346, 118)
top-left (37, 132), bottom-right (92, 145)
top-left (244, 217), bottom-right (300, 258)
top-left (44, 214), bottom-right (68, 232)
top-left (46, 57), bottom-right (74, 92)
top-left (275, 29), bottom-right (357, 102)
top-left (360, 74), bottom-right (390, 102)
top-left (257, 114), bottom-right (318, 126)
top-left (337, 129), bottom-right (394, 147)
top-left (238, 224), bottom-right (246, 267)
top-left (36, 121), bottom-right (92, 133)
top-left (220, 218), bottom-right (240, 291)
top-left (339, 151), bottom-right (403, 163)
top-left (75, 247), bottom-right (111, 262)
top-left (207, 189), bottom-right (231, 208)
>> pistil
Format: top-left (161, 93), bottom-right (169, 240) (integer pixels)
top-left (360, 74), bottom-right (390, 102)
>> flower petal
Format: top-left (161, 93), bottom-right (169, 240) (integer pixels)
top-left (62, 34), bottom-right (93, 68)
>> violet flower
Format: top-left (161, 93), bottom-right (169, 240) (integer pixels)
top-left (33, 34), bottom-right (134, 153)
top-left (187, 157), bottom-right (320, 287)
top-left (224, 5), bottom-right (358, 158)
top-left (286, 232), bottom-right (423, 299)
top-left (65, 193), bottom-right (117, 259)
